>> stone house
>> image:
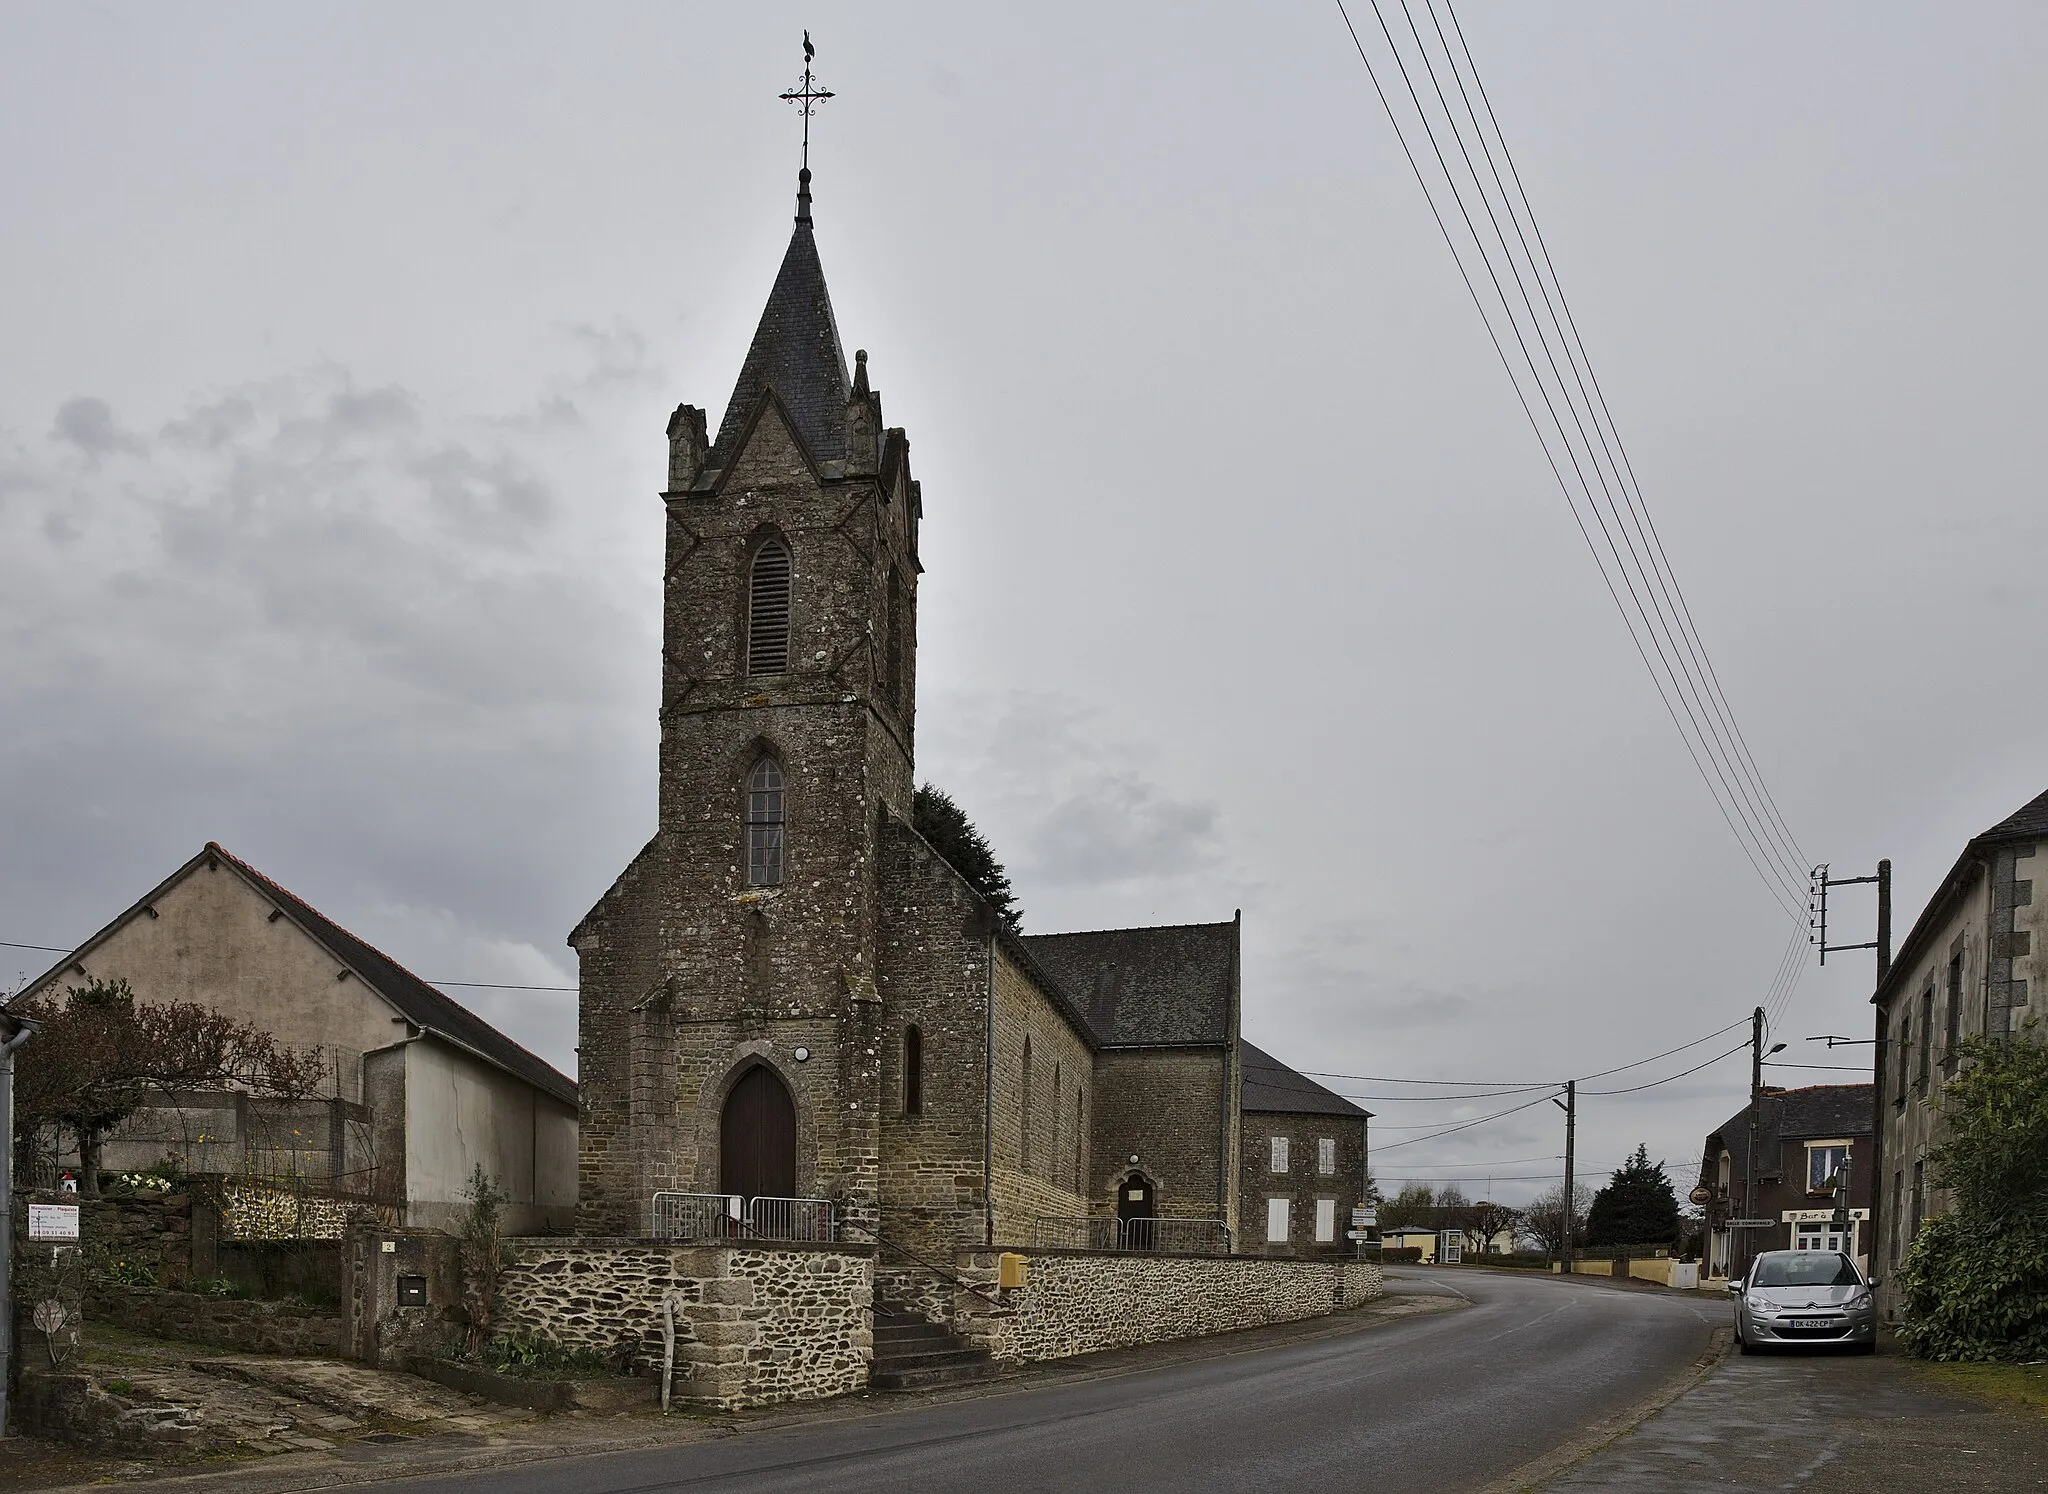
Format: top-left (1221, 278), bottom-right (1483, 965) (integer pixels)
top-left (1237, 1042), bottom-right (1370, 1256)
top-left (570, 164), bottom-right (1349, 1261)
top-left (1870, 786), bottom-right (2048, 1316)
top-left (13, 842), bottom-right (578, 1232)
top-left (1695, 1083), bottom-right (1874, 1282)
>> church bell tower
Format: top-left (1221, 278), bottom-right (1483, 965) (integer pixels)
top-left (571, 52), bottom-right (925, 1233)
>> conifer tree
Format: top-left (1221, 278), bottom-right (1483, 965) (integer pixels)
top-left (1584, 1143), bottom-right (1680, 1248)
top-left (912, 783), bottom-right (1021, 931)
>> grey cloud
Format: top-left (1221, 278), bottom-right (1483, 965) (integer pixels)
top-left (325, 385), bottom-right (419, 439)
top-left (1025, 773), bottom-right (1222, 888)
top-left (161, 396), bottom-right (258, 450)
top-left (52, 396), bottom-right (146, 459)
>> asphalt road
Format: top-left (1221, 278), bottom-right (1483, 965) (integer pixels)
top-left (373, 1270), bottom-right (1721, 1494)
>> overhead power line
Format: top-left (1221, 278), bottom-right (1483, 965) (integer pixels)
top-left (1580, 1041), bottom-right (1749, 1096)
top-left (1333, 0), bottom-right (1811, 924)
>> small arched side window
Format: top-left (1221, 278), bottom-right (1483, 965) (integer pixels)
top-left (904, 1024), bottom-right (924, 1116)
top-left (746, 757), bottom-right (785, 887)
top-left (748, 538), bottom-right (792, 675)
top-left (1021, 1037), bottom-right (1034, 1170)
top-left (1051, 1063), bottom-right (1062, 1184)
top-left (1074, 1091), bottom-right (1085, 1192)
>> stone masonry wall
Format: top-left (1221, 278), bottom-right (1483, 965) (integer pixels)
top-left (574, 403), bottom-right (910, 1236)
top-left (952, 1250), bottom-right (1383, 1365)
top-left (876, 819), bottom-right (995, 1257)
top-left (1090, 1049), bottom-right (1230, 1222)
top-left (1238, 1111), bottom-right (1368, 1257)
top-left (988, 947), bottom-right (1094, 1243)
top-left (87, 1281), bottom-right (342, 1356)
top-left (492, 1239), bottom-right (873, 1408)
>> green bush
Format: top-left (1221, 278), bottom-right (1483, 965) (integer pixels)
top-left (100, 1259), bottom-right (157, 1288)
top-left (1898, 1215), bottom-right (2048, 1361)
top-left (1899, 1032), bottom-right (2048, 1361)
top-left (488, 1332), bottom-right (613, 1380)
top-left (194, 1276), bottom-right (251, 1299)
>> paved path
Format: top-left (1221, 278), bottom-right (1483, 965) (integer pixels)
top-left (1546, 1338), bottom-right (2048, 1491)
top-left (363, 1269), bottom-right (1717, 1494)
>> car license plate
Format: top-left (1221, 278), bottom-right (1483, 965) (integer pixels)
top-left (1789, 1317), bottom-right (1833, 1328)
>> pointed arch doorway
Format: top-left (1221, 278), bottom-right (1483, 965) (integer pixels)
top-left (720, 1065), bottom-right (797, 1202)
top-left (1116, 1170), bottom-right (1157, 1251)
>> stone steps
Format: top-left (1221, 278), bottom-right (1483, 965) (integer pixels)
top-left (869, 1307), bottom-right (1000, 1391)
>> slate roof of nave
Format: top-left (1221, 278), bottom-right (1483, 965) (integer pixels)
top-left (1702, 1084), bottom-right (1874, 1180)
top-left (1239, 1041), bottom-right (1371, 1118)
top-left (1019, 922), bottom-right (1237, 1047)
top-left (710, 211), bottom-right (850, 467)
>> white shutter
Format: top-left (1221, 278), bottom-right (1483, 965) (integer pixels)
top-left (1315, 1198), bottom-right (1337, 1242)
top-left (1317, 1138), bottom-right (1335, 1176)
top-left (1266, 1197), bottom-right (1290, 1243)
top-left (1270, 1136), bottom-right (1289, 1173)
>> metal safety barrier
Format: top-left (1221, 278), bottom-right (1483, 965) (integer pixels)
top-left (1031, 1216), bottom-right (1233, 1255)
top-left (745, 1195), bottom-right (835, 1243)
top-left (651, 1191), bottom-right (742, 1241)
top-left (650, 1191), bottom-right (835, 1243)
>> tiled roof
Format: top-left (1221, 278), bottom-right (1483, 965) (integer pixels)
top-left (1240, 1041), bottom-right (1370, 1118)
top-left (1878, 784), bottom-right (2048, 1006)
top-left (1704, 1083), bottom-right (1874, 1178)
top-left (711, 214), bottom-right (849, 466)
top-left (1980, 787), bottom-right (2048, 843)
top-left (206, 845), bottom-right (578, 1108)
top-left (1019, 921), bottom-right (1236, 1046)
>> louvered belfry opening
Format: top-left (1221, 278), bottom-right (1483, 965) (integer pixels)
top-left (748, 538), bottom-right (792, 675)
top-left (746, 757), bottom-right (785, 887)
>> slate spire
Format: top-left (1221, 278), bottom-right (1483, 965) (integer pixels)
top-left (710, 170), bottom-right (851, 467)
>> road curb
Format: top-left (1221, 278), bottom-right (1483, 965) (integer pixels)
top-left (1475, 1325), bottom-right (1734, 1494)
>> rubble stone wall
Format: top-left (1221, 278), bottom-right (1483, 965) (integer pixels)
top-left (490, 1238), bottom-right (874, 1408)
top-left (951, 1249), bottom-right (1382, 1365)
top-left (86, 1281), bottom-right (343, 1356)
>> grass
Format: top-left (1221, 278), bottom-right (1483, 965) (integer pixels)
top-left (1915, 1359), bottom-right (2048, 1417)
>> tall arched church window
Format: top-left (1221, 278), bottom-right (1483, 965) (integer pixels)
top-left (1051, 1063), bottom-right (1062, 1184)
top-left (1021, 1038), bottom-right (1034, 1170)
top-left (1074, 1091), bottom-right (1085, 1192)
top-left (748, 539), bottom-right (792, 675)
top-left (904, 1025), bottom-right (924, 1116)
top-left (746, 758), bottom-right (785, 887)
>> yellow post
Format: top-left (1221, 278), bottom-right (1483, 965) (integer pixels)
top-left (998, 1252), bottom-right (1029, 1290)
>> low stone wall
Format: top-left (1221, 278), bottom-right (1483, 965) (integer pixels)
top-left (220, 1181), bottom-right (362, 1241)
top-left (951, 1250), bottom-right (1383, 1365)
top-left (14, 1370), bottom-right (204, 1455)
top-left (88, 1281), bottom-right (343, 1356)
top-left (483, 1239), bottom-right (874, 1410)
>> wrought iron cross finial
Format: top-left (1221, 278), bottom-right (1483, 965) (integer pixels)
top-left (779, 30), bottom-right (834, 176)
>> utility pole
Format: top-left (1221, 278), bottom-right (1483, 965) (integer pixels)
top-left (1815, 858), bottom-right (1893, 1276)
top-left (1738, 1007), bottom-right (1784, 1280)
top-left (0, 1014), bottom-right (40, 1439)
top-left (1555, 1081), bottom-right (1576, 1275)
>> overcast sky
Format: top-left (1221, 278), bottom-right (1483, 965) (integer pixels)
top-left (6, 2), bottom-right (2046, 1205)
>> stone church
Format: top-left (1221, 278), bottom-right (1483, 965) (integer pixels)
top-left (571, 164), bottom-right (1366, 1259)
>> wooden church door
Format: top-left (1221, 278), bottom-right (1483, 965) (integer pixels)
top-left (720, 1065), bottom-right (797, 1201)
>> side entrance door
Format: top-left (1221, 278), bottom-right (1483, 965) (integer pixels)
top-left (720, 1065), bottom-right (797, 1206)
top-left (1116, 1173), bottom-right (1156, 1249)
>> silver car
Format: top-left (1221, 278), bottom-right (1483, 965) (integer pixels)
top-left (1730, 1249), bottom-right (1877, 1353)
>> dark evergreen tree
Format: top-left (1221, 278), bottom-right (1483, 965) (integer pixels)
top-left (911, 783), bottom-right (1021, 931)
top-left (1584, 1143), bottom-right (1680, 1248)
